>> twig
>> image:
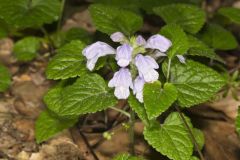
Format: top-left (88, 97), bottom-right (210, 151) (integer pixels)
top-left (175, 106), bottom-right (205, 160)
top-left (70, 127), bottom-right (99, 160)
top-left (109, 106), bottom-right (131, 118)
top-left (112, 105), bottom-right (129, 127)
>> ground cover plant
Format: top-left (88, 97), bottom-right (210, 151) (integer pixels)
top-left (0, 0), bottom-right (240, 159)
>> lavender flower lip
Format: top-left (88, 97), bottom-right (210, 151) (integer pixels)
top-left (136, 35), bottom-right (146, 46)
top-left (82, 41), bottom-right (115, 71)
top-left (133, 76), bottom-right (145, 103)
top-left (116, 44), bottom-right (133, 67)
top-left (108, 68), bottom-right (133, 99)
top-left (145, 34), bottom-right (172, 52)
top-left (135, 54), bottom-right (159, 83)
top-left (110, 32), bottom-right (125, 42)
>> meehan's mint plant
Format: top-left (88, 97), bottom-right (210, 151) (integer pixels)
top-left (35, 3), bottom-right (229, 160)
top-left (0, 0), bottom-right (237, 160)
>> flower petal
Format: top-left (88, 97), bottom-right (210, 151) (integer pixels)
top-left (86, 55), bottom-right (99, 71)
top-left (83, 41), bottom-right (115, 59)
top-left (83, 41), bottom-right (115, 70)
top-left (133, 76), bottom-right (145, 103)
top-left (116, 44), bottom-right (133, 67)
top-left (177, 55), bottom-right (186, 63)
top-left (110, 32), bottom-right (125, 42)
top-left (114, 86), bottom-right (130, 99)
top-left (136, 35), bottom-right (146, 46)
top-left (135, 54), bottom-right (159, 82)
top-left (108, 68), bottom-right (132, 88)
top-left (145, 34), bottom-right (172, 52)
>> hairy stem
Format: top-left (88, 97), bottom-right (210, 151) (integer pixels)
top-left (175, 106), bottom-right (205, 160)
top-left (129, 109), bottom-right (135, 155)
top-left (109, 106), bottom-right (131, 118)
top-left (57, 0), bottom-right (66, 33)
top-left (166, 58), bottom-right (172, 82)
top-left (41, 27), bottom-right (55, 54)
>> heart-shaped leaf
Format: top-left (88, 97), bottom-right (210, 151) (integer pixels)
top-left (59, 74), bottom-right (117, 117)
top-left (143, 81), bottom-right (178, 119)
top-left (144, 112), bottom-right (194, 160)
top-left (89, 4), bottom-right (143, 35)
top-left (46, 40), bottom-right (88, 80)
top-left (0, 0), bottom-right (61, 28)
top-left (35, 110), bottom-right (78, 143)
top-left (154, 4), bottom-right (206, 34)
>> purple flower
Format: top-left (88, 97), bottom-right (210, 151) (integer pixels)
top-left (108, 68), bottom-right (133, 99)
top-left (135, 54), bottom-right (159, 82)
top-left (133, 76), bottom-right (145, 103)
top-left (83, 41), bottom-right (115, 71)
top-left (116, 44), bottom-right (133, 67)
top-left (110, 32), bottom-right (125, 42)
top-left (145, 34), bottom-right (172, 52)
top-left (176, 55), bottom-right (186, 63)
top-left (136, 35), bottom-right (146, 46)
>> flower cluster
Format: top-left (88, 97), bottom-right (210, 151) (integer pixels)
top-left (82, 32), bottom-right (183, 103)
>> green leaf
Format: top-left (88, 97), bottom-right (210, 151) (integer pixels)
top-left (128, 93), bottom-right (149, 124)
top-left (236, 107), bottom-right (240, 135)
top-left (0, 0), bottom-right (61, 29)
top-left (167, 60), bottom-right (226, 107)
top-left (44, 82), bottom-right (65, 116)
top-left (89, 4), bottom-right (143, 35)
top-left (140, 0), bottom-right (201, 13)
top-left (199, 24), bottom-right (238, 50)
top-left (144, 112), bottom-right (194, 160)
top-left (154, 4), bottom-right (206, 34)
top-left (46, 40), bottom-right (88, 80)
top-left (218, 7), bottom-right (240, 25)
top-left (64, 28), bottom-right (92, 44)
top-left (58, 74), bottom-right (117, 117)
top-left (187, 35), bottom-right (224, 63)
top-left (190, 156), bottom-right (199, 160)
top-left (193, 128), bottom-right (205, 150)
top-left (35, 110), bottom-right (78, 143)
top-left (160, 24), bottom-right (189, 58)
top-left (143, 82), bottom-right (178, 119)
top-left (13, 37), bottom-right (41, 61)
top-left (0, 64), bottom-right (11, 92)
top-left (93, 0), bottom-right (141, 13)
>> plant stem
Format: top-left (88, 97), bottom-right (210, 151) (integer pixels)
top-left (41, 27), bottom-right (55, 54)
top-left (57, 0), bottom-right (66, 33)
top-left (175, 106), bottom-right (205, 160)
top-left (166, 58), bottom-right (172, 82)
top-left (129, 109), bottom-right (135, 155)
top-left (109, 106), bottom-right (130, 118)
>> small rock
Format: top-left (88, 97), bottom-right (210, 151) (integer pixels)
top-left (17, 151), bottom-right (30, 160)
